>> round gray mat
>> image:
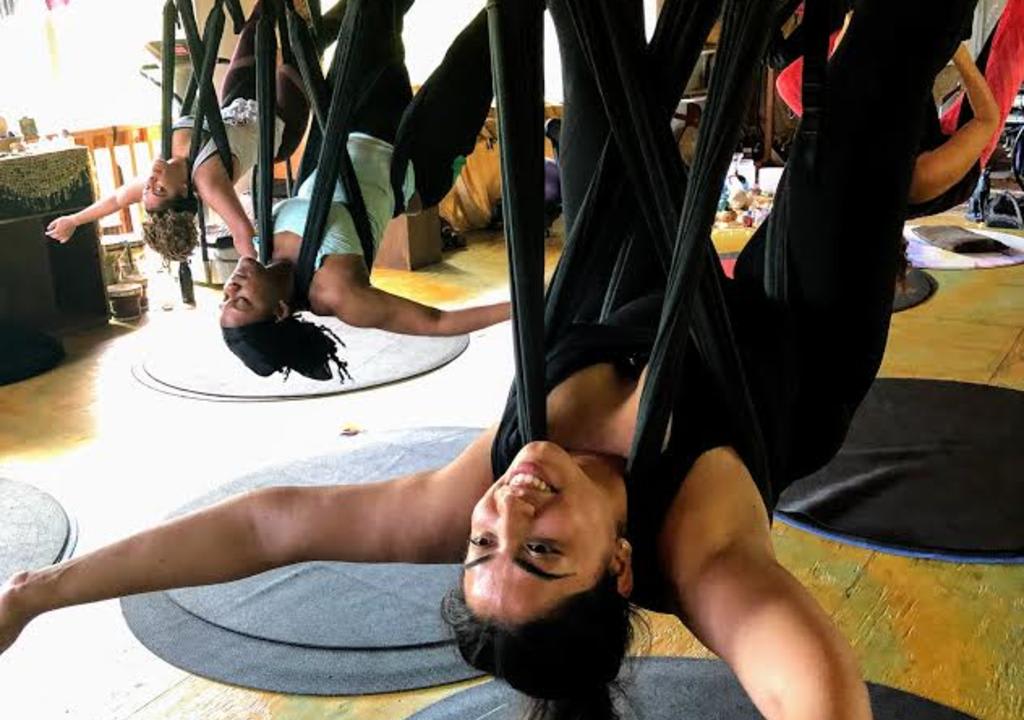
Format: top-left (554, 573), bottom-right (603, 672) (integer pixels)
top-left (893, 268), bottom-right (938, 313)
top-left (121, 428), bottom-right (487, 694)
top-left (136, 314), bottom-right (470, 401)
top-left (122, 590), bottom-right (480, 695)
top-left (0, 479), bottom-right (76, 581)
top-left (410, 657), bottom-right (975, 719)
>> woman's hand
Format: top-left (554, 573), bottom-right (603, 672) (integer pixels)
top-left (0, 571), bottom-right (36, 657)
top-left (45, 216), bottom-right (78, 243)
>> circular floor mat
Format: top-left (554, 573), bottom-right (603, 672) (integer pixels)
top-left (0, 323), bottom-right (65, 386)
top-left (0, 479), bottom-right (76, 580)
top-left (776, 379), bottom-right (1024, 563)
top-left (135, 314), bottom-right (470, 401)
top-left (892, 268), bottom-right (938, 312)
top-left (121, 428), bottom-right (486, 694)
top-left (906, 226), bottom-right (1024, 269)
top-left (410, 657), bottom-right (974, 719)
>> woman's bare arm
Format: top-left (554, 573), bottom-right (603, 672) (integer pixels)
top-left (909, 43), bottom-right (1000, 204)
top-left (658, 448), bottom-right (871, 720)
top-left (0, 428), bottom-right (496, 656)
top-left (193, 160), bottom-right (257, 258)
top-left (312, 255), bottom-right (511, 336)
top-left (45, 177), bottom-right (145, 243)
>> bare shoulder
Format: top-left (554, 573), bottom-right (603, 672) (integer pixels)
top-left (308, 254), bottom-right (369, 315)
top-left (655, 447), bottom-right (773, 607)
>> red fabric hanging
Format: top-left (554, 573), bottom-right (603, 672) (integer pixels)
top-left (774, 29), bottom-right (841, 117)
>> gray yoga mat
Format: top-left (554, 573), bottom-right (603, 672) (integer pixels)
top-left (410, 657), bottom-right (975, 720)
top-left (135, 314), bottom-right (470, 401)
top-left (121, 428), bottom-right (487, 694)
top-left (892, 268), bottom-right (937, 312)
top-left (0, 479), bottom-right (76, 581)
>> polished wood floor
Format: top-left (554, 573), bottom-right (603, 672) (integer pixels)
top-left (1, 212), bottom-right (1021, 719)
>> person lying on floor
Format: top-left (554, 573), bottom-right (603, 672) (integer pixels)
top-left (46, 3), bottom-right (308, 262)
top-left (775, 7), bottom-right (1000, 218)
top-left (1, 1), bottom-right (977, 718)
top-left (219, 7), bottom-right (509, 380)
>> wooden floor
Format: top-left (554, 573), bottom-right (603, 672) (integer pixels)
top-left (1, 214), bottom-right (1022, 720)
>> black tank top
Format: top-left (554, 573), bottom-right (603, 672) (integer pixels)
top-left (490, 294), bottom-right (773, 609)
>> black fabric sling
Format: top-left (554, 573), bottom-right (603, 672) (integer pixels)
top-left (253, 0), bottom-right (278, 259)
top-left (160, 0), bottom-right (176, 160)
top-left (546, 0), bottom-right (772, 493)
top-left (493, 0), bottom-right (840, 501)
top-left (290, 0), bottom-right (379, 300)
top-left (488, 0), bottom-right (549, 442)
top-left (175, 0), bottom-right (233, 180)
top-left (543, 0), bottom-right (723, 339)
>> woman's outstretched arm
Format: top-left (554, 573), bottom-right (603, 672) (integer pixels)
top-left (659, 448), bottom-right (872, 720)
top-left (0, 428), bottom-right (496, 657)
top-left (909, 43), bottom-right (1000, 204)
top-left (193, 159), bottom-right (258, 258)
top-left (312, 255), bottom-right (511, 336)
top-left (45, 177), bottom-right (146, 243)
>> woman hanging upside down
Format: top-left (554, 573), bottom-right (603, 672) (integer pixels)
top-left (219, 5), bottom-right (510, 380)
top-left (774, 4), bottom-right (1001, 218)
top-left (1, 0), bottom-right (977, 718)
top-left (45, 2), bottom-right (308, 262)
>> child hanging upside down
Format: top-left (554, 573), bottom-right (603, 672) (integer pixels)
top-left (46, 2), bottom-right (309, 262)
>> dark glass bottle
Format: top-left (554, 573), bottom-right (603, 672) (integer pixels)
top-left (179, 260), bottom-right (196, 305)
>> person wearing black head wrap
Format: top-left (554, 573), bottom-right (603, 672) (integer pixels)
top-left (220, 3), bottom-right (509, 381)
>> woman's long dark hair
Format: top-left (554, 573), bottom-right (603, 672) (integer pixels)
top-left (222, 314), bottom-right (352, 381)
top-left (442, 572), bottom-right (645, 720)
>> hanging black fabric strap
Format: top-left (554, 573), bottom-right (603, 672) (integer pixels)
top-left (285, 6), bottom-right (331, 138)
top-left (160, 0), bottom-right (177, 160)
top-left (293, 0), bottom-right (379, 300)
top-left (306, 0), bottom-right (325, 48)
top-left (175, 0), bottom-right (233, 181)
top-left (543, 0), bottom-right (723, 344)
top-left (624, 0), bottom-right (774, 494)
top-left (224, 0), bottom-right (245, 33)
top-left (285, 4), bottom-right (326, 190)
top-left (254, 0), bottom-right (278, 263)
top-left (541, 0), bottom-right (768, 492)
top-left (762, 0), bottom-right (833, 302)
top-left (800, 0), bottom-right (831, 149)
top-left (487, 0), bottom-right (548, 443)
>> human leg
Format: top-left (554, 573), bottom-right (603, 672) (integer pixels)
top-left (220, 2), bottom-right (261, 106)
top-left (734, 0), bottom-right (979, 470)
top-left (389, 9), bottom-right (492, 212)
top-left (546, 0), bottom-right (643, 233)
top-left (340, 0), bottom-right (414, 145)
top-left (274, 65), bottom-right (311, 161)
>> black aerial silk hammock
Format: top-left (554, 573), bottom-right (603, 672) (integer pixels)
top-left (490, 0), bottom-right (837, 499)
top-left (159, 0), bottom-right (377, 299)
top-left (224, 0), bottom-right (377, 303)
top-left (158, 0), bottom-right (242, 280)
